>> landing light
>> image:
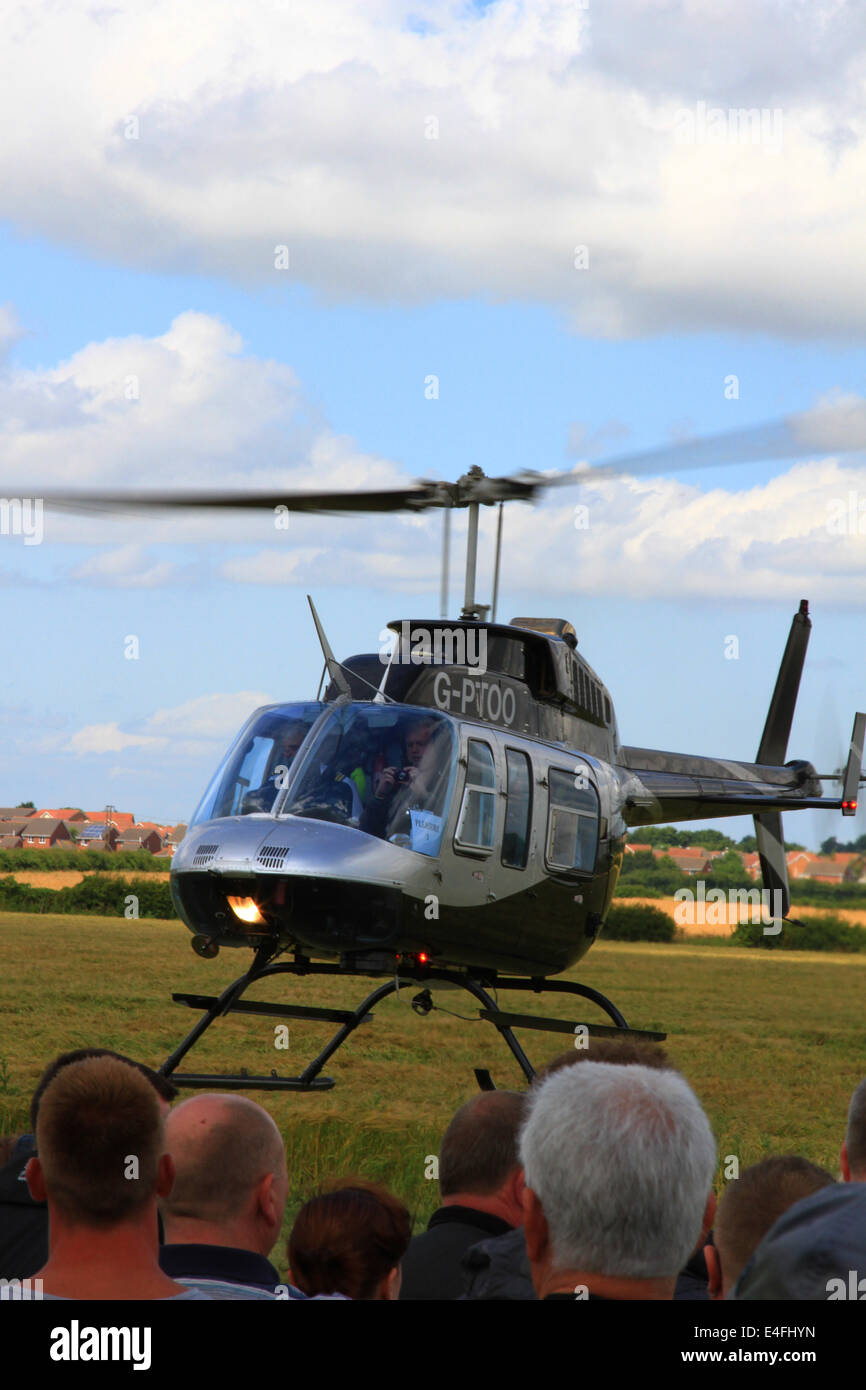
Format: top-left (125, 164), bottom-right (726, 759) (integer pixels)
top-left (227, 896), bottom-right (264, 925)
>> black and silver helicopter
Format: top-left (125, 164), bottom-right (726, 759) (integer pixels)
top-left (33, 412), bottom-right (866, 1091)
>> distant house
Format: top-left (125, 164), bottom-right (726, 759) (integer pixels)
top-left (625, 842), bottom-right (654, 855)
top-left (786, 850), bottom-right (816, 879)
top-left (799, 858), bottom-right (848, 884)
top-left (36, 808), bottom-right (87, 823)
top-left (83, 811), bottom-right (136, 833)
top-left (117, 827), bottom-right (164, 854)
top-left (0, 808), bottom-right (32, 822)
top-left (166, 824), bottom-right (187, 855)
top-left (0, 834), bottom-right (23, 849)
top-left (77, 822), bottom-right (119, 851)
top-left (662, 849), bottom-right (716, 875)
top-left (137, 821), bottom-right (172, 843)
top-left (16, 817), bottom-right (74, 848)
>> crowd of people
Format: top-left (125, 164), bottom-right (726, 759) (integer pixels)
top-left (1, 1039), bottom-right (865, 1301)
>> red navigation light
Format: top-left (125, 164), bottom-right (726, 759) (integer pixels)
top-left (843, 800), bottom-right (857, 811)
top-left (418, 952), bottom-right (429, 964)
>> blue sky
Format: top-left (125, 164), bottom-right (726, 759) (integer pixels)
top-left (1, 1), bottom-right (864, 847)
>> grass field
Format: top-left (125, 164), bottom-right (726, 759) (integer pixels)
top-left (2, 910), bottom-right (864, 1276)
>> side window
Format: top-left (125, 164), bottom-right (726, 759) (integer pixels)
top-left (455, 740), bottom-right (496, 852)
top-left (546, 768), bottom-right (599, 872)
top-left (502, 749), bottom-right (532, 869)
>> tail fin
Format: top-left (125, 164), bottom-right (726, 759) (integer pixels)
top-left (841, 712), bottom-right (866, 815)
top-left (753, 600), bottom-right (812, 918)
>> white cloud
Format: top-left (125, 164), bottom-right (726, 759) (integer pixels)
top-left (67, 723), bottom-right (165, 755)
top-left (0, 310), bottom-right (408, 548)
top-left (496, 458), bottom-right (866, 603)
top-left (144, 691), bottom-right (275, 739)
top-left (71, 544), bottom-right (178, 588)
top-left (1, 1), bottom-right (865, 336)
top-left (4, 310), bottom-right (865, 603)
top-left (65, 690), bottom-right (275, 758)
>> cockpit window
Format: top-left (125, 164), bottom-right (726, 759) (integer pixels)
top-left (188, 702), bottom-right (325, 828)
top-left (281, 704), bottom-right (457, 857)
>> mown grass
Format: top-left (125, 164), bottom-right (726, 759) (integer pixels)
top-left (2, 911), bottom-right (864, 1276)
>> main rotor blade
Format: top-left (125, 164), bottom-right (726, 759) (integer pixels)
top-left (16, 394), bottom-right (866, 519)
top-left (33, 484), bottom-right (443, 517)
top-left (535, 395), bottom-right (866, 491)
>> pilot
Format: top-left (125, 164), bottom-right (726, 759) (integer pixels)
top-left (360, 718), bottom-right (438, 840)
top-left (243, 722), bottom-right (309, 813)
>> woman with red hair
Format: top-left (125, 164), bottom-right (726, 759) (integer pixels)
top-left (288, 1180), bottom-right (412, 1301)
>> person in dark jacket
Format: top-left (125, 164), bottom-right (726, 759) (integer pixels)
top-left (400, 1090), bottom-right (526, 1300)
top-left (460, 1040), bottom-right (714, 1301)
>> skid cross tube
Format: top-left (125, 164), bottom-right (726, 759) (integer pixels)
top-left (159, 957), bottom-right (663, 1092)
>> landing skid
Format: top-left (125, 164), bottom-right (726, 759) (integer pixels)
top-left (159, 949), bottom-right (666, 1092)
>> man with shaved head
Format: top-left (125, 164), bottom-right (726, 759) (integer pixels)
top-left (158, 1093), bottom-right (301, 1299)
top-left (400, 1090), bottom-right (527, 1300)
top-left (24, 1056), bottom-right (206, 1300)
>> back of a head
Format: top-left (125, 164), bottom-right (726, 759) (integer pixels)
top-left (438, 1091), bottom-right (526, 1198)
top-left (36, 1056), bottom-right (163, 1227)
top-left (845, 1078), bottom-right (866, 1179)
top-left (536, 1038), bottom-right (671, 1081)
top-left (715, 1155), bottom-right (836, 1289)
top-left (31, 1048), bottom-right (177, 1129)
top-left (520, 1062), bottom-right (716, 1280)
top-left (732, 1182), bottom-right (866, 1300)
top-left (161, 1094), bottom-right (285, 1227)
top-left (289, 1182), bottom-right (411, 1300)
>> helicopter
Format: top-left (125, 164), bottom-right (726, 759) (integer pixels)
top-left (29, 410), bottom-right (866, 1092)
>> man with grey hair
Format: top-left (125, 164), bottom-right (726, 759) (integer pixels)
top-left (158, 1093), bottom-right (302, 1299)
top-left (841, 1077), bottom-right (866, 1181)
top-left (520, 1062), bottom-right (716, 1300)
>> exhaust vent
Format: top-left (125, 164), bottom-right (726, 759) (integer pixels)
top-left (258, 845), bottom-right (290, 869)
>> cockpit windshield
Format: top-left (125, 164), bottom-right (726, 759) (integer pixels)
top-left (281, 704), bottom-right (457, 857)
top-left (188, 702), bottom-right (325, 829)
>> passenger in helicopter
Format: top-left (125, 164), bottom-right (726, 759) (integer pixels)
top-left (360, 717), bottom-right (445, 846)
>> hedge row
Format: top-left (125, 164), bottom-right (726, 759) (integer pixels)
top-left (732, 913), bottom-right (866, 953)
top-left (0, 848), bottom-right (173, 872)
top-left (601, 904), bottom-right (676, 942)
top-left (614, 876), bottom-right (866, 910)
top-left (0, 875), bottom-right (176, 918)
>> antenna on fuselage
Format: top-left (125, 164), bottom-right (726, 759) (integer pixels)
top-left (307, 594), bottom-right (351, 700)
